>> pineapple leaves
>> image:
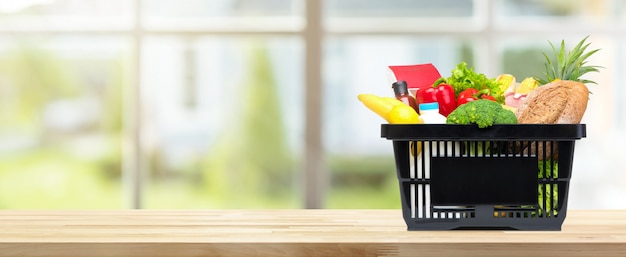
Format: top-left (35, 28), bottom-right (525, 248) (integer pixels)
top-left (540, 50), bottom-right (557, 85)
top-left (557, 39), bottom-right (566, 79)
top-left (537, 35), bottom-right (602, 85)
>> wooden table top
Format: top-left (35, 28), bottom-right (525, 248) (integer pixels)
top-left (0, 209), bottom-right (625, 257)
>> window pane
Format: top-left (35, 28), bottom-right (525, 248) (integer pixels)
top-left (143, 0), bottom-right (300, 17)
top-left (323, 36), bottom-right (473, 208)
top-left (323, 0), bottom-right (477, 32)
top-left (494, 0), bottom-right (615, 24)
top-left (0, 0), bottom-right (132, 30)
top-left (141, 36), bottom-right (304, 208)
top-left (498, 39), bottom-right (548, 80)
top-left (142, 0), bottom-right (304, 31)
top-left (0, 36), bottom-right (127, 208)
top-left (324, 0), bottom-right (473, 17)
top-left (622, 0), bottom-right (626, 24)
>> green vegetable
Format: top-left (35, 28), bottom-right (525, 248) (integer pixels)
top-left (434, 62), bottom-right (504, 103)
top-left (461, 141), bottom-right (491, 156)
top-left (446, 99), bottom-right (517, 128)
top-left (538, 160), bottom-right (559, 216)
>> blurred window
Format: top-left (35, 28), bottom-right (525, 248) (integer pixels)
top-left (322, 0), bottom-right (626, 209)
top-left (0, 0), bottom-right (624, 209)
top-left (0, 35), bottom-right (127, 208)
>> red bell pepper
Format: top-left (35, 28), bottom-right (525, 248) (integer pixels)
top-left (416, 83), bottom-right (457, 117)
top-left (457, 88), bottom-right (496, 106)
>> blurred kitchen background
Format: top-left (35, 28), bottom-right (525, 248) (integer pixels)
top-left (0, 0), bottom-right (624, 209)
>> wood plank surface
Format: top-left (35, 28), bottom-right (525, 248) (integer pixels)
top-left (0, 210), bottom-right (625, 257)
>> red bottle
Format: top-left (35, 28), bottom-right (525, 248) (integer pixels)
top-left (392, 81), bottom-right (419, 112)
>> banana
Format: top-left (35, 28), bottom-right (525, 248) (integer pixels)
top-left (382, 97), bottom-right (404, 106)
top-left (359, 93), bottom-right (422, 155)
top-left (410, 141), bottom-right (422, 157)
top-left (357, 94), bottom-right (395, 122)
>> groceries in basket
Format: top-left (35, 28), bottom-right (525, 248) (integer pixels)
top-left (364, 36), bottom-right (598, 230)
top-left (358, 36), bottom-right (599, 127)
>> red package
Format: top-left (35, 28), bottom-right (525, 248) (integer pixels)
top-left (388, 63), bottom-right (442, 94)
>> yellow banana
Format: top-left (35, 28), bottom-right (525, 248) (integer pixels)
top-left (410, 141), bottom-right (423, 157)
top-left (382, 97), bottom-right (404, 106)
top-left (359, 94), bottom-right (423, 156)
top-left (357, 94), bottom-right (395, 122)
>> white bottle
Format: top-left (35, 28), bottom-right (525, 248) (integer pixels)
top-left (418, 102), bottom-right (447, 124)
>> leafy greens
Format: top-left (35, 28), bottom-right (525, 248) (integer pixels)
top-left (434, 62), bottom-right (504, 103)
top-left (538, 160), bottom-right (559, 216)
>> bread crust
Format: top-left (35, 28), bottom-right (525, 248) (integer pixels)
top-left (515, 80), bottom-right (589, 124)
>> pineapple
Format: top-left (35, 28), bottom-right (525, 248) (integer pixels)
top-left (537, 35), bottom-right (601, 85)
top-left (516, 37), bottom-right (601, 125)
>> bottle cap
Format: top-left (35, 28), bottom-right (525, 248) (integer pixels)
top-left (391, 81), bottom-right (409, 95)
top-left (419, 102), bottom-right (439, 111)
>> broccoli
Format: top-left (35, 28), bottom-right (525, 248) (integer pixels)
top-left (446, 99), bottom-right (517, 128)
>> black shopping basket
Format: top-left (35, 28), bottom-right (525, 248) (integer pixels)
top-left (381, 124), bottom-right (586, 231)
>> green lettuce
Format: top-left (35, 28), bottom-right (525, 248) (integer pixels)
top-left (538, 160), bottom-right (559, 216)
top-left (435, 62), bottom-right (504, 102)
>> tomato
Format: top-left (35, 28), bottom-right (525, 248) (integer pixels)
top-left (457, 88), bottom-right (496, 105)
top-left (457, 88), bottom-right (479, 106)
top-left (481, 94), bottom-right (496, 101)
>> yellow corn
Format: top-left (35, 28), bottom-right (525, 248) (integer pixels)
top-left (516, 77), bottom-right (539, 94)
top-left (496, 74), bottom-right (516, 94)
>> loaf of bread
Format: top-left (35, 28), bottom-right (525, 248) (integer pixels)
top-left (513, 80), bottom-right (589, 160)
top-left (515, 80), bottom-right (589, 124)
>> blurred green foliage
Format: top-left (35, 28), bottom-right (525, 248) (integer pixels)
top-left (0, 40), bottom-right (401, 209)
top-left (200, 42), bottom-right (298, 207)
top-left (502, 47), bottom-right (546, 80)
top-left (0, 40), bottom-right (124, 208)
top-left (0, 146), bottom-right (122, 208)
top-left (0, 42), bottom-right (80, 127)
